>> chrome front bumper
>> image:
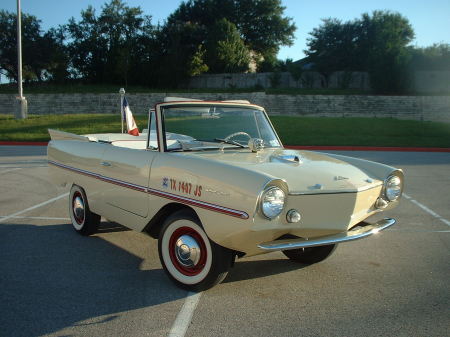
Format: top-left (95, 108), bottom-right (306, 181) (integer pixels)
top-left (257, 218), bottom-right (396, 251)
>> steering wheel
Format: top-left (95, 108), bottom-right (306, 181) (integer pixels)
top-left (224, 131), bottom-right (251, 142)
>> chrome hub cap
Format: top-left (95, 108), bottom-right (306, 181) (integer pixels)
top-left (175, 235), bottom-right (201, 267)
top-left (73, 195), bottom-right (85, 224)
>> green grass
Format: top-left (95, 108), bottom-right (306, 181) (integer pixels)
top-left (0, 114), bottom-right (147, 141)
top-left (1, 113), bottom-right (449, 147)
top-left (270, 116), bottom-right (450, 147)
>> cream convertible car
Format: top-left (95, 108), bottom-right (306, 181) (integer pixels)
top-left (48, 98), bottom-right (404, 291)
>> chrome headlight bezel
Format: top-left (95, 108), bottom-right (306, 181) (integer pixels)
top-left (260, 186), bottom-right (286, 219)
top-left (384, 174), bottom-right (403, 202)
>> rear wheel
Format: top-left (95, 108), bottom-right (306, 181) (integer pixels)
top-left (282, 244), bottom-right (337, 264)
top-left (158, 210), bottom-right (233, 291)
top-left (69, 185), bottom-right (100, 236)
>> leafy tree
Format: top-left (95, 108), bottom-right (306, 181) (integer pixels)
top-left (305, 10), bottom-right (414, 93)
top-left (205, 18), bottom-right (250, 73)
top-left (188, 45), bottom-right (209, 76)
top-left (65, 0), bottom-right (154, 85)
top-left (40, 27), bottom-right (69, 82)
top-left (154, 21), bottom-right (207, 87)
top-left (410, 43), bottom-right (450, 71)
top-left (305, 18), bottom-right (360, 87)
top-left (167, 0), bottom-right (296, 70)
top-left (0, 10), bottom-right (64, 82)
top-left (359, 11), bottom-right (414, 93)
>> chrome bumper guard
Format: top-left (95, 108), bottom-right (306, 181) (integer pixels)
top-left (258, 218), bottom-right (396, 251)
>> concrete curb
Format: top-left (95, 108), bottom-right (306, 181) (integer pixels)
top-left (1, 141), bottom-right (449, 152)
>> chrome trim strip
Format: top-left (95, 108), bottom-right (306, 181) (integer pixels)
top-left (48, 160), bottom-right (249, 219)
top-left (288, 183), bottom-right (383, 196)
top-left (257, 218), bottom-right (396, 250)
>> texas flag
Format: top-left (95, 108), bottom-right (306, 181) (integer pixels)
top-left (123, 97), bottom-right (139, 136)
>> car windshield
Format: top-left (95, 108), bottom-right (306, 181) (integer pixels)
top-left (162, 105), bottom-right (282, 151)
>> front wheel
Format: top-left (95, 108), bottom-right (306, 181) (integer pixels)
top-left (158, 210), bottom-right (233, 291)
top-left (282, 244), bottom-right (337, 264)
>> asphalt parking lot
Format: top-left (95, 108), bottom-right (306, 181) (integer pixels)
top-left (0, 146), bottom-right (449, 337)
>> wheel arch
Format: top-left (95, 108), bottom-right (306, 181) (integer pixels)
top-left (143, 203), bottom-right (199, 239)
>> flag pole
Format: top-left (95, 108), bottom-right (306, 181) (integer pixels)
top-left (119, 88), bottom-right (125, 133)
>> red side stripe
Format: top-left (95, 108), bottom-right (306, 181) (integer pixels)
top-left (48, 160), bottom-right (249, 219)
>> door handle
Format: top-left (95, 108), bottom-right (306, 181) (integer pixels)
top-left (101, 161), bottom-right (111, 167)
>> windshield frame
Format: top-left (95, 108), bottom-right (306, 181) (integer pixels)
top-left (154, 102), bottom-right (283, 153)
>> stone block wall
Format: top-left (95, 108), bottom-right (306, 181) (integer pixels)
top-left (0, 92), bottom-right (449, 123)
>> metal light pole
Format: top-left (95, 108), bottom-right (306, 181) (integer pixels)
top-left (15, 0), bottom-right (27, 119)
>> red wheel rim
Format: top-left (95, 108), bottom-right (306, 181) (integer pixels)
top-left (168, 226), bottom-right (207, 276)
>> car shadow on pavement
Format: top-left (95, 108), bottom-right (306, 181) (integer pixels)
top-left (97, 220), bottom-right (132, 233)
top-left (224, 257), bottom-right (308, 284)
top-left (0, 222), bottom-right (186, 337)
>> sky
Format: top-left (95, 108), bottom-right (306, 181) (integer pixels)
top-left (1, 0), bottom-right (450, 60)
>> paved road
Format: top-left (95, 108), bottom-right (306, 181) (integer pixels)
top-left (0, 146), bottom-right (449, 337)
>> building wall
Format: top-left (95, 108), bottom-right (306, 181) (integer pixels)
top-left (188, 71), bottom-right (450, 93)
top-left (188, 71), bottom-right (371, 90)
top-left (0, 92), bottom-right (449, 123)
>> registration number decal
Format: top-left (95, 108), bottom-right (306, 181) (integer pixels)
top-left (163, 177), bottom-right (202, 197)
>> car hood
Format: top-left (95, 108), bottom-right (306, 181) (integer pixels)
top-left (182, 148), bottom-right (382, 194)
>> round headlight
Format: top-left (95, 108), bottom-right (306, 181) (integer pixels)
top-left (385, 175), bottom-right (402, 201)
top-left (261, 187), bottom-right (285, 219)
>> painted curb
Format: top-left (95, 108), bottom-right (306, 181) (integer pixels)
top-left (0, 141), bottom-right (449, 152)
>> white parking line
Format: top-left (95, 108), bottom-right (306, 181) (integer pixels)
top-left (403, 193), bottom-right (450, 227)
top-left (168, 292), bottom-right (202, 337)
top-left (0, 193), bottom-right (69, 224)
top-left (0, 168), bottom-right (21, 174)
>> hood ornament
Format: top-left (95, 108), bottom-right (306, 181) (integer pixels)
top-left (248, 138), bottom-right (264, 153)
top-left (334, 176), bottom-right (349, 181)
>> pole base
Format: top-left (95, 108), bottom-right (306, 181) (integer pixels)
top-left (15, 97), bottom-right (28, 119)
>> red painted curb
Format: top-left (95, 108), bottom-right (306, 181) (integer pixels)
top-left (0, 141), bottom-right (449, 152)
top-left (285, 145), bottom-right (450, 152)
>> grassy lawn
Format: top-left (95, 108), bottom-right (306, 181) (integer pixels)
top-left (0, 113), bottom-right (449, 147)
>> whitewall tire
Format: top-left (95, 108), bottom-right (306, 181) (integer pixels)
top-left (158, 210), bottom-right (233, 291)
top-left (69, 185), bottom-right (100, 236)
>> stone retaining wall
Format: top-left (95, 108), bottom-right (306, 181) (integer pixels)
top-left (0, 92), bottom-right (449, 123)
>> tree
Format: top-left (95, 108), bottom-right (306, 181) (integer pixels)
top-left (305, 18), bottom-right (360, 87)
top-left (188, 45), bottom-right (209, 76)
top-left (304, 10), bottom-right (414, 93)
top-left (65, 0), bottom-right (154, 84)
top-left (359, 11), bottom-right (414, 93)
top-left (0, 10), bottom-right (64, 82)
top-left (410, 43), bottom-right (450, 71)
top-left (166, 0), bottom-right (296, 70)
top-left (153, 20), bottom-right (208, 87)
top-left (205, 18), bottom-right (250, 73)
